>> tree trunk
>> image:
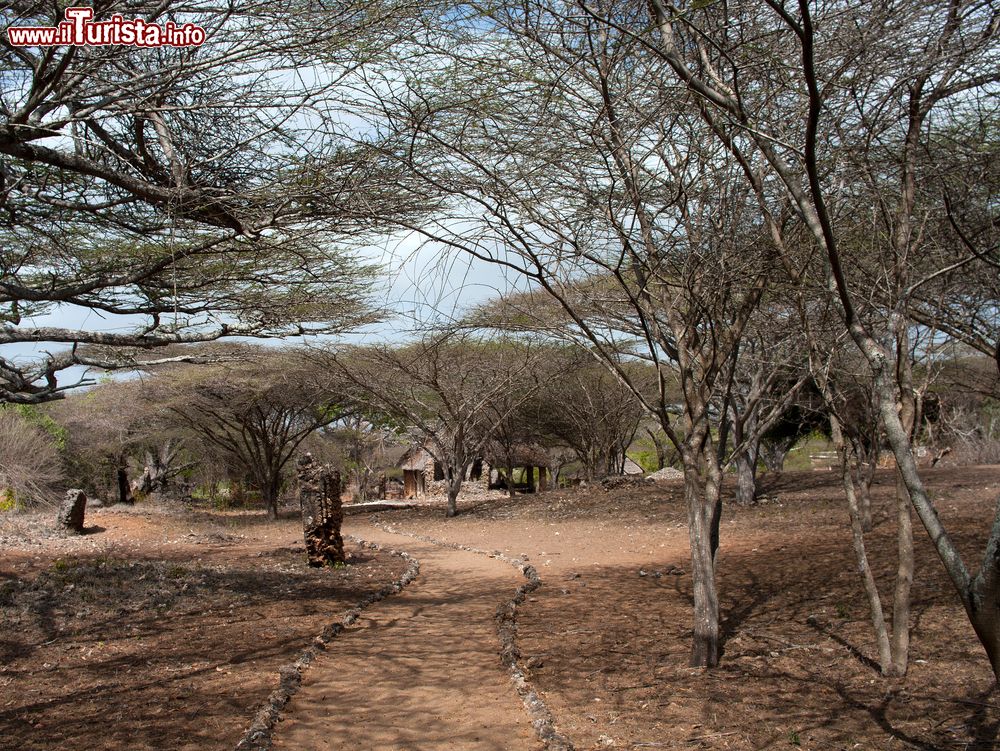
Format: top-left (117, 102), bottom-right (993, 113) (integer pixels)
top-left (833, 419), bottom-right (894, 673)
top-left (683, 447), bottom-right (721, 668)
top-left (297, 453), bottom-right (344, 567)
top-left (761, 437), bottom-right (794, 473)
top-left (687, 478), bottom-right (720, 667)
top-left (446, 472), bottom-right (462, 517)
top-left (854, 453), bottom-right (876, 533)
top-left (969, 501), bottom-right (1000, 679)
top-left (891, 481), bottom-right (914, 677)
top-left (869, 361), bottom-right (1000, 677)
top-left (890, 337), bottom-right (917, 676)
top-left (138, 441), bottom-right (177, 496)
top-left (117, 463), bottom-right (134, 505)
top-left (647, 428), bottom-right (666, 470)
top-left (262, 473), bottom-right (281, 521)
top-left (734, 451), bottom-right (758, 506)
top-left (731, 401), bottom-right (759, 505)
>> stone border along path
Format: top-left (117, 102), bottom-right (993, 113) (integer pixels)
top-left (371, 517), bottom-right (576, 751)
top-left (235, 537), bottom-right (420, 751)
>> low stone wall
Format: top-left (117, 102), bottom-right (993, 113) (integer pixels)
top-left (234, 538), bottom-right (420, 751)
top-left (371, 518), bottom-right (575, 751)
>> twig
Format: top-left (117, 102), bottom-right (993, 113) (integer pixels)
top-left (687, 731), bottom-right (739, 742)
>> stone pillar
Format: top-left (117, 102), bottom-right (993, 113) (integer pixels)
top-left (297, 453), bottom-right (345, 567)
top-left (57, 489), bottom-right (87, 533)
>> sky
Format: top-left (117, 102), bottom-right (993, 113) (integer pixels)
top-left (0, 227), bottom-right (520, 390)
top-left (0, 6), bottom-right (526, 392)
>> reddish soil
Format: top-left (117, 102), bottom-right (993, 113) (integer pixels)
top-left (273, 528), bottom-right (539, 751)
top-left (0, 504), bottom-right (407, 751)
top-left (2, 467), bottom-right (998, 751)
top-left (370, 466), bottom-right (1000, 751)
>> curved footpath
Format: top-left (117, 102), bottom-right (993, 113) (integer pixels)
top-left (272, 519), bottom-right (542, 751)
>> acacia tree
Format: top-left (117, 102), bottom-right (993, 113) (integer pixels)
top-left (151, 349), bottom-right (341, 519)
top-left (623, 0), bottom-right (1000, 677)
top-left (46, 379), bottom-right (162, 504)
top-left (722, 308), bottom-right (811, 504)
top-left (377, 4), bottom-right (807, 665)
top-left (531, 351), bottom-right (647, 481)
top-left (324, 331), bottom-right (543, 517)
top-left (323, 411), bottom-right (402, 502)
top-left (0, 0), bottom-right (425, 403)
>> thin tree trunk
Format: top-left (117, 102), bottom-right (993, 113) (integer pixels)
top-left (833, 418), bottom-right (893, 673)
top-left (871, 363), bottom-right (998, 677)
top-left (706, 451), bottom-right (724, 564)
top-left (891, 481), bottom-right (914, 676)
top-left (684, 447), bottom-right (720, 668)
top-left (263, 473), bottom-right (280, 520)
top-left (854, 451), bottom-right (876, 533)
top-left (446, 473), bottom-right (462, 517)
top-left (117, 463), bottom-right (134, 505)
top-left (647, 428), bottom-right (666, 470)
top-left (735, 451), bottom-right (758, 506)
top-left (889, 327), bottom-right (917, 677)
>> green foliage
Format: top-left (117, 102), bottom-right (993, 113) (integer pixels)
top-left (631, 450), bottom-right (660, 473)
top-left (0, 488), bottom-right (18, 512)
top-left (782, 433), bottom-right (835, 472)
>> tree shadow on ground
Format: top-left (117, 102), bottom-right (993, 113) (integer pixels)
top-left (0, 544), bottom-right (407, 751)
top-left (515, 505), bottom-right (997, 750)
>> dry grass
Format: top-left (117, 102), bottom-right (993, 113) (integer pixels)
top-left (0, 410), bottom-right (64, 508)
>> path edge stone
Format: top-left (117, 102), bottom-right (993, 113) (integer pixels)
top-left (372, 517), bottom-right (576, 751)
top-left (234, 536), bottom-right (420, 751)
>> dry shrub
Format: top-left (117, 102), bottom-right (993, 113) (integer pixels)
top-left (0, 409), bottom-right (64, 508)
top-left (937, 401), bottom-right (1000, 466)
top-left (951, 438), bottom-right (1000, 466)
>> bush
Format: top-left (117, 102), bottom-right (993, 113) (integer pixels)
top-left (0, 408), bottom-right (65, 508)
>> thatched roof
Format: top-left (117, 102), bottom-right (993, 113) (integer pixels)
top-left (397, 445), bottom-right (434, 472)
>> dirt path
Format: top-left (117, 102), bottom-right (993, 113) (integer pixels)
top-left (272, 519), bottom-right (541, 751)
